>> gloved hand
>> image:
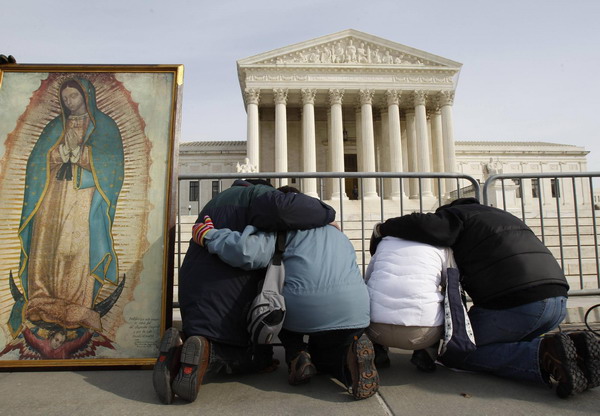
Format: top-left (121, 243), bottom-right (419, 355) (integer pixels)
top-left (192, 215), bottom-right (214, 247)
top-left (369, 222), bottom-right (382, 256)
top-left (0, 55), bottom-right (16, 64)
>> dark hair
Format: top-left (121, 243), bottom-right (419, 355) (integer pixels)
top-left (277, 185), bottom-right (301, 194)
top-left (59, 79), bottom-right (87, 115)
top-left (435, 197), bottom-right (480, 213)
top-left (244, 178), bottom-right (272, 187)
top-left (48, 328), bottom-right (67, 339)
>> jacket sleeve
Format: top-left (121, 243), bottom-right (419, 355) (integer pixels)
top-left (248, 191), bottom-right (336, 231)
top-left (379, 210), bottom-right (462, 247)
top-left (203, 225), bottom-right (276, 270)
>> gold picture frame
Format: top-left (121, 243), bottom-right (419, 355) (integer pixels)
top-left (0, 64), bottom-right (182, 368)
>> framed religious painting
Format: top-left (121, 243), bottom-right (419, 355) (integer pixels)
top-left (0, 64), bottom-right (182, 368)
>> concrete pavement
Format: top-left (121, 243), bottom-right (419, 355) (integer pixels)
top-left (1, 347), bottom-right (598, 416)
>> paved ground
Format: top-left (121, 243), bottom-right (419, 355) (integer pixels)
top-left (1, 346), bottom-right (598, 416)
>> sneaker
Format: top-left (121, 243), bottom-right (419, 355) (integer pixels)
top-left (539, 333), bottom-right (588, 398)
top-left (410, 349), bottom-right (436, 373)
top-left (152, 327), bottom-right (183, 404)
top-left (346, 334), bottom-right (379, 400)
top-left (288, 351), bottom-right (317, 385)
top-left (569, 331), bottom-right (600, 389)
top-left (172, 336), bottom-right (211, 402)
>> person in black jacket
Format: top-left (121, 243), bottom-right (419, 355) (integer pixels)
top-left (152, 179), bottom-right (336, 404)
top-left (372, 197), bottom-right (600, 398)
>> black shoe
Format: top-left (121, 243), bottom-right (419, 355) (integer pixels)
top-left (172, 336), bottom-right (211, 402)
top-left (411, 349), bottom-right (436, 373)
top-left (569, 331), bottom-right (600, 389)
top-left (374, 343), bottom-right (391, 369)
top-left (152, 327), bottom-right (182, 404)
top-left (540, 333), bottom-right (588, 398)
top-left (346, 334), bottom-right (379, 400)
top-left (288, 351), bottom-right (317, 385)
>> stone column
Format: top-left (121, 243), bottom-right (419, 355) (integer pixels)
top-left (431, 107), bottom-right (444, 196)
top-left (354, 104), bottom-right (363, 198)
top-left (274, 88), bottom-right (288, 186)
top-left (327, 108), bottom-right (332, 197)
top-left (329, 89), bottom-right (346, 199)
top-left (359, 89), bottom-right (377, 198)
top-left (439, 91), bottom-right (457, 196)
top-left (245, 88), bottom-right (260, 171)
top-left (380, 107), bottom-right (390, 198)
top-left (355, 104), bottom-right (363, 172)
top-left (386, 90), bottom-right (404, 199)
top-left (401, 115), bottom-right (409, 196)
top-left (414, 90), bottom-right (433, 197)
top-left (301, 88), bottom-right (318, 197)
top-left (405, 110), bottom-right (418, 198)
top-left (427, 112), bottom-right (434, 176)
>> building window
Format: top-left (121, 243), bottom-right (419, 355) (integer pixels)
top-left (514, 179), bottom-right (521, 199)
top-left (212, 181), bottom-right (220, 198)
top-left (551, 179), bottom-right (561, 198)
top-left (531, 179), bottom-right (539, 198)
top-left (189, 181), bottom-right (199, 202)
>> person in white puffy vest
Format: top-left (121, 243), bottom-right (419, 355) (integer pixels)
top-left (365, 236), bottom-right (450, 372)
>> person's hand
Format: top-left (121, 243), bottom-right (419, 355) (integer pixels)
top-left (372, 222), bottom-right (381, 238)
top-left (0, 55), bottom-right (16, 64)
top-left (192, 215), bottom-right (214, 246)
top-left (369, 222), bottom-right (382, 256)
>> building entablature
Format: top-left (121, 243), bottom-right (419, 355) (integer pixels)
top-left (238, 29), bottom-right (462, 108)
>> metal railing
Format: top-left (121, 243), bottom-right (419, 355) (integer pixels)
top-left (174, 171), bottom-right (600, 298)
top-left (177, 172), bottom-right (480, 275)
top-left (482, 172), bottom-right (600, 295)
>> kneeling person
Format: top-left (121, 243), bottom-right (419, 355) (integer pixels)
top-left (197, 212), bottom-right (378, 399)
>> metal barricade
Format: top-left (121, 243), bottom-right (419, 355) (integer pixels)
top-left (483, 172), bottom-right (600, 295)
top-left (176, 171), bottom-right (480, 274)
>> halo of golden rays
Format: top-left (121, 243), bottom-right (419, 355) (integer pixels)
top-left (0, 73), bottom-right (152, 347)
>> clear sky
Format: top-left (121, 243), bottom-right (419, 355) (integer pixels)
top-left (4, 0), bottom-right (600, 170)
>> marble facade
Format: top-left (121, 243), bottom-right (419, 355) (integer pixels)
top-left (178, 30), bottom-right (591, 216)
top-left (237, 29), bottom-right (461, 201)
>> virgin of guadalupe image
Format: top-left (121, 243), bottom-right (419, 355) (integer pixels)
top-left (3, 78), bottom-right (125, 359)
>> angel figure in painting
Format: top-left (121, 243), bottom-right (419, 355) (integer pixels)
top-left (4, 78), bottom-right (125, 359)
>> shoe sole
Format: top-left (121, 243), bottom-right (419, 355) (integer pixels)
top-left (553, 333), bottom-right (588, 398)
top-left (289, 358), bottom-right (317, 386)
top-left (410, 350), bottom-right (437, 373)
top-left (152, 327), bottom-right (180, 404)
top-left (350, 335), bottom-right (379, 400)
top-left (172, 337), bottom-right (209, 402)
top-left (571, 332), bottom-right (600, 389)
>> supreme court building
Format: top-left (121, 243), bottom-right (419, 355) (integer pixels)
top-left (179, 29), bottom-right (590, 215)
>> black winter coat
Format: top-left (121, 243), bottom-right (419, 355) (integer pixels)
top-left (179, 180), bottom-right (336, 345)
top-left (379, 198), bottom-right (568, 308)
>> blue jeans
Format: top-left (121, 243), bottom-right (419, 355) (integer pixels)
top-left (442, 296), bottom-right (567, 383)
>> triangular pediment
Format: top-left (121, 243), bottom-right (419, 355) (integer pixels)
top-left (238, 29), bottom-right (462, 69)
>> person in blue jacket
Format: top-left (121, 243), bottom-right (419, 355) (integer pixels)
top-left (153, 180), bottom-right (336, 404)
top-left (193, 187), bottom-right (379, 400)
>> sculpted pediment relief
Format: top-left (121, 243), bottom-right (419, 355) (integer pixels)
top-left (257, 37), bottom-right (438, 66)
top-left (240, 30), bottom-right (460, 68)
